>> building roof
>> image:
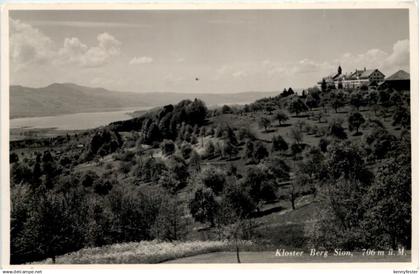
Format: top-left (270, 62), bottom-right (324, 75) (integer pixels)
top-left (385, 70), bottom-right (410, 81)
top-left (359, 69), bottom-right (377, 79)
top-left (346, 68), bottom-right (384, 80)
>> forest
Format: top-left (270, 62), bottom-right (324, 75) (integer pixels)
top-left (10, 85), bottom-right (411, 264)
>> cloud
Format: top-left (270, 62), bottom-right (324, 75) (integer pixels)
top-left (10, 19), bottom-right (121, 69)
top-left (129, 56), bottom-right (154, 65)
top-left (292, 59), bottom-right (335, 74)
top-left (335, 49), bottom-right (388, 72)
top-left (10, 19), bottom-right (55, 69)
top-left (232, 70), bottom-right (247, 78)
top-left (215, 65), bottom-right (250, 79)
top-left (56, 32), bottom-right (121, 67)
top-left (261, 59), bottom-right (333, 77)
top-left (332, 40), bottom-right (409, 74)
top-left (383, 39), bottom-right (409, 71)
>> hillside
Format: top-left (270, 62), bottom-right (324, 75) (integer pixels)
top-left (9, 87), bottom-right (411, 264)
top-left (10, 83), bottom-right (281, 118)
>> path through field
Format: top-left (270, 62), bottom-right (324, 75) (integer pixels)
top-left (163, 251), bottom-right (411, 264)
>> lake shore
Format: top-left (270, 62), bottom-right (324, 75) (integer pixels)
top-left (10, 107), bottom-right (151, 141)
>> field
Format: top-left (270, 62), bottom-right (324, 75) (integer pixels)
top-left (163, 251), bottom-right (411, 264)
top-left (33, 240), bottom-right (253, 264)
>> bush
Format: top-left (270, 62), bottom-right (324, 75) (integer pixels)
top-left (271, 135), bottom-right (288, 152)
top-left (254, 141), bottom-right (268, 162)
top-left (205, 141), bottom-right (215, 158)
top-left (180, 142), bottom-right (193, 159)
top-left (328, 119), bottom-right (347, 139)
top-left (160, 139), bottom-right (176, 156)
top-left (80, 171), bottom-right (99, 188)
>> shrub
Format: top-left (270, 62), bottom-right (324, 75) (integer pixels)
top-left (180, 142), bottom-right (193, 159)
top-left (160, 139), bottom-right (176, 156)
top-left (271, 135), bottom-right (288, 152)
top-left (328, 119), bottom-right (347, 139)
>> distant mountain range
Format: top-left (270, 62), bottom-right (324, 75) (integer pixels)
top-left (10, 83), bottom-right (282, 118)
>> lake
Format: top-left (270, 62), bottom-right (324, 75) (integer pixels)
top-left (10, 107), bottom-right (152, 131)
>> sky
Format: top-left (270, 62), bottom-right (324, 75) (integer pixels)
top-left (9, 9), bottom-right (410, 93)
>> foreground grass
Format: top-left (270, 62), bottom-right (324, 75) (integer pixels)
top-left (163, 251), bottom-right (412, 264)
top-left (34, 240), bottom-right (253, 264)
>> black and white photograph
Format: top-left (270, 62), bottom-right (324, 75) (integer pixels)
top-left (1, 4), bottom-right (418, 268)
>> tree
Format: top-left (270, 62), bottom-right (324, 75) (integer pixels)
top-left (180, 142), bottom-right (193, 159)
top-left (219, 182), bottom-right (257, 263)
top-left (166, 155), bottom-right (189, 189)
top-left (189, 150), bottom-right (201, 173)
top-left (145, 123), bottom-right (161, 145)
top-left (330, 92), bottom-right (346, 113)
top-left (198, 166), bottom-right (226, 194)
top-left (243, 140), bottom-right (255, 163)
top-left (288, 98), bottom-right (308, 117)
top-left (350, 91), bottom-right (365, 110)
top-left (221, 181), bottom-right (256, 219)
top-left (305, 94), bottom-right (319, 110)
top-left (319, 138), bottom-right (330, 153)
top-left (80, 170), bottom-right (99, 188)
top-left (205, 141), bottom-right (215, 158)
top-left (254, 141), bottom-right (269, 162)
top-left (271, 135), bottom-right (289, 152)
top-left (321, 78), bottom-right (327, 92)
top-left (348, 112), bottom-right (366, 134)
top-left (10, 152), bottom-right (19, 163)
top-left (186, 98), bottom-right (208, 125)
top-left (287, 87), bottom-right (295, 95)
top-left (222, 140), bottom-right (237, 160)
top-left (23, 189), bottom-right (87, 263)
top-left (288, 178), bottom-right (301, 210)
top-left (366, 128), bottom-right (398, 160)
top-left (325, 141), bottom-right (371, 183)
top-left (189, 187), bottom-right (219, 227)
top-left (362, 155), bottom-right (411, 249)
top-left (393, 107), bottom-right (410, 128)
top-left (389, 91), bottom-right (403, 107)
top-left (328, 119), bottom-right (347, 140)
top-left (224, 126), bottom-right (238, 145)
top-left (152, 195), bottom-right (188, 241)
top-left (221, 104), bottom-right (232, 114)
top-left (290, 126), bottom-right (303, 144)
top-left (263, 156), bottom-right (290, 182)
top-left (242, 165), bottom-right (277, 210)
top-left (258, 117), bottom-right (271, 132)
top-left (368, 90), bottom-right (379, 107)
top-left (297, 147), bottom-right (325, 198)
top-left (378, 90), bottom-right (390, 107)
top-left (274, 111), bottom-right (289, 126)
top-left (10, 161), bottom-right (32, 186)
top-left (160, 139), bottom-right (175, 156)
